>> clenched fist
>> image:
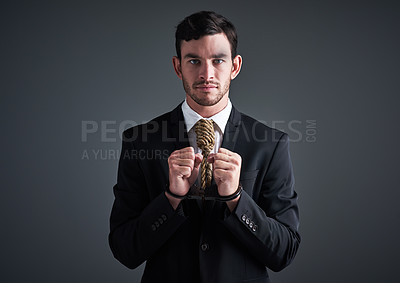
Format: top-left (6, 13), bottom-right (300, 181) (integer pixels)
top-left (208, 148), bottom-right (242, 210)
top-left (166, 147), bottom-right (202, 208)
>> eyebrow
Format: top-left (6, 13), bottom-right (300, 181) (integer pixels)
top-left (183, 53), bottom-right (229, 59)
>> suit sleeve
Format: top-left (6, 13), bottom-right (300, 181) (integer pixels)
top-left (108, 130), bottom-right (187, 269)
top-left (223, 133), bottom-right (300, 272)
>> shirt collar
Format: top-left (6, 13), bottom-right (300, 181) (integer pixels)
top-left (181, 98), bottom-right (232, 134)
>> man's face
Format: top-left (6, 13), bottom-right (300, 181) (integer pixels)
top-left (173, 33), bottom-right (241, 108)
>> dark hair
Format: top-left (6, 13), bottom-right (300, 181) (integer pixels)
top-left (175, 11), bottom-right (238, 60)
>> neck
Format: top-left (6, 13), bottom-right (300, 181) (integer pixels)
top-left (186, 94), bottom-right (229, 118)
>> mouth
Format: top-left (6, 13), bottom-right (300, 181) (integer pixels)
top-left (195, 84), bottom-right (218, 91)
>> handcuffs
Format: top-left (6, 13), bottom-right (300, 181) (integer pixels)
top-left (166, 183), bottom-right (243, 202)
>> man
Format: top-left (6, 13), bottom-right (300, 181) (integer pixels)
top-left (109, 11), bottom-right (300, 283)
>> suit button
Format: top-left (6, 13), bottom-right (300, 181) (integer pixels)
top-left (249, 222), bottom-right (254, 228)
top-left (245, 218), bottom-right (250, 225)
top-left (155, 221), bottom-right (160, 228)
top-left (201, 243), bottom-right (209, 251)
top-left (151, 224), bottom-right (156, 231)
top-left (252, 225), bottom-right (258, 232)
top-left (241, 214), bottom-right (247, 221)
top-left (158, 218), bottom-right (164, 224)
top-left (161, 214), bottom-right (167, 221)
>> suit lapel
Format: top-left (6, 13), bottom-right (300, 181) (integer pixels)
top-left (207, 106), bottom-right (242, 212)
top-left (220, 106), bottom-right (241, 152)
top-left (210, 105), bottom-right (241, 188)
top-left (159, 103), bottom-right (190, 182)
top-left (166, 103), bottom-right (203, 212)
top-left (170, 102), bottom-right (191, 150)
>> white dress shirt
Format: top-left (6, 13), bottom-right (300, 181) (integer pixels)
top-left (181, 98), bottom-right (232, 155)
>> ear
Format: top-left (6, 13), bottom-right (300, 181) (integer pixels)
top-left (172, 56), bottom-right (183, 79)
top-left (231, 55), bottom-right (242, 80)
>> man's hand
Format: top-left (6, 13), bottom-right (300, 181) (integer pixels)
top-left (208, 148), bottom-right (242, 211)
top-left (166, 147), bottom-right (202, 209)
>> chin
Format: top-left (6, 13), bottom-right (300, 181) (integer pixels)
top-left (196, 97), bottom-right (224, 107)
top-left (188, 89), bottom-right (226, 107)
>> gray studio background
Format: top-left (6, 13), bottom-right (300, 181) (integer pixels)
top-left (1, 0), bottom-right (399, 282)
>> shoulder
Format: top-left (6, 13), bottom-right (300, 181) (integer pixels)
top-left (122, 108), bottom-right (177, 142)
top-left (238, 111), bottom-right (287, 143)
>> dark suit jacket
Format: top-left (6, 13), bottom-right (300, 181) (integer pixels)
top-left (109, 103), bottom-right (300, 283)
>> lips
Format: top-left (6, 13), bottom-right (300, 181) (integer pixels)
top-left (195, 84), bottom-right (217, 90)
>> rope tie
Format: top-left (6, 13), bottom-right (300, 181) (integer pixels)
top-left (194, 119), bottom-right (215, 189)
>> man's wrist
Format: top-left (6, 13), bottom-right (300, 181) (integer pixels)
top-left (165, 183), bottom-right (188, 199)
top-left (226, 195), bottom-right (240, 212)
top-left (218, 183), bottom-right (243, 201)
top-left (164, 191), bottom-right (181, 210)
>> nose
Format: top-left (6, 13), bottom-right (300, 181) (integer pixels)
top-left (199, 61), bottom-right (215, 81)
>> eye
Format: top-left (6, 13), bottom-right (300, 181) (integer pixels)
top-left (214, 59), bottom-right (224, 64)
top-left (189, 59), bottom-right (200, 65)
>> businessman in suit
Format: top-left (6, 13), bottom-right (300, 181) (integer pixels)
top-left (109, 11), bottom-right (300, 283)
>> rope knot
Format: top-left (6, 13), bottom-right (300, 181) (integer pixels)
top-left (194, 119), bottom-right (215, 188)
